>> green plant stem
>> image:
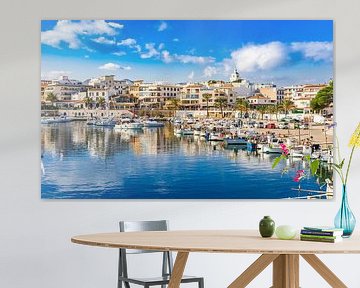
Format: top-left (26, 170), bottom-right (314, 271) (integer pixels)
top-left (345, 145), bottom-right (356, 186)
top-left (345, 131), bottom-right (360, 185)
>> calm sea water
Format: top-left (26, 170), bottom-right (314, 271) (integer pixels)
top-left (41, 122), bottom-right (329, 199)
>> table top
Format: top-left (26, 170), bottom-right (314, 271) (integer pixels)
top-left (71, 230), bottom-right (360, 254)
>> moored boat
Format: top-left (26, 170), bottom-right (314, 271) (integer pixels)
top-left (143, 120), bottom-right (165, 128)
top-left (224, 137), bottom-right (248, 146)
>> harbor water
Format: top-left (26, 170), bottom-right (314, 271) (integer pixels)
top-left (41, 122), bottom-right (330, 199)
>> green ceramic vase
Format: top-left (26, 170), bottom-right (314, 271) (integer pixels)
top-left (259, 216), bottom-right (275, 238)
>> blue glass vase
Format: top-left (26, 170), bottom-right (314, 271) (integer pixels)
top-left (334, 185), bottom-right (356, 237)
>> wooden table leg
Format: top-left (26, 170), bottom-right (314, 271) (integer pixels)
top-left (168, 252), bottom-right (189, 288)
top-left (228, 254), bottom-right (279, 288)
top-left (273, 254), bottom-right (299, 288)
top-left (301, 254), bottom-right (347, 288)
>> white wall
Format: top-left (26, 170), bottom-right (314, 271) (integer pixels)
top-left (1, 0), bottom-right (360, 287)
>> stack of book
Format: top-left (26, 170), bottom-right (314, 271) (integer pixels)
top-left (300, 227), bottom-right (344, 243)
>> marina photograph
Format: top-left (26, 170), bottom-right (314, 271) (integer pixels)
top-left (41, 20), bottom-right (334, 199)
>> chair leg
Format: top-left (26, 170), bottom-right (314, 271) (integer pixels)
top-left (199, 278), bottom-right (204, 288)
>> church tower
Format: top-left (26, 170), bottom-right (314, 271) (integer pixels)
top-left (230, 68), bottom-right (240, 82)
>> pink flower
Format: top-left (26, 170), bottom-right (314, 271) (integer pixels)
top-left (293, 170), bottom-right (305, 182)
top-left (280, 143), bottom-right (289, 155)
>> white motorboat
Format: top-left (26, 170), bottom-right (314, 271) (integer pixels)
top-left (262, 138), bottom-right (284, 154)
top-left (95, 117), bottom-right (116, 127)
top-left (174, 128), bottom-right (194, 135)
top-left (290, 146), bottom-right (312, 158)
top-left (41, 115), bottom-right (72, 124)
top-left (208, 132), bottom-right (225, 141)
top-left (143, 120), bottom-right (165, 128)
top-left (224, 137), bottom-right (248, 146)
top-left (193, 130), bottom-right (201, 136)
top-left (115, 121), bottom-right (143, 130)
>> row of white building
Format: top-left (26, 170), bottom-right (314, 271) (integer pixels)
top-left (41, 69), bottom-right (330, 112)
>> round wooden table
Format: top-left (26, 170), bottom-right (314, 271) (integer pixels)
top-left (72, 230), bottom-right (360, 288)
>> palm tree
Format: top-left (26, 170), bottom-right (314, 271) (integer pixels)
top-left (214, 97), bottom-right (227, 118)
top-left (273, 104), bottom-right (281, 121)
top-left (235, 98), bottom-right (250, 118)
top-left (46, 92), bottom-right (57, 105)
top-left (83, 96), bottom-right (92, 109)
top-left (281, 99), bottom-right (295, 115)
top-left (170, 98), bottom-right (181, 117)
top-left (97, 97), bottom-right (106, 109)
top-left (256, 105), bottom-right (268, 120)
top-left (202, 93), bottom-right (212, 117)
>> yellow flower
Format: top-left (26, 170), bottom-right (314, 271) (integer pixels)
top-left (349, 122), bottom-right (360, 148)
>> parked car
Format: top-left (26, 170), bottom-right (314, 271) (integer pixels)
top-left (255, 122), bottom-right (265, 128)
top-left (278, 122), bottom-right (289, 129)
top-left (300, 123), bottom-right (309, 129)
top-left (265, 123), bottom-right (276, 129)
top-left (245, 121), bottom-right (256, 128)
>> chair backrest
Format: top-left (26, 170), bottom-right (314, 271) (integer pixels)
top-left (119, 220), bottom-right (169, 254)
top-left (118, 220), bottom-right (173, 282)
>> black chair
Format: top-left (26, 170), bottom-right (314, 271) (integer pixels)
top-left (118, 220), bottom-right (204, 288)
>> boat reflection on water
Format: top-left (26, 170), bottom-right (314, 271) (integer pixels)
top-left (41, 122), bottom-right (332, 199)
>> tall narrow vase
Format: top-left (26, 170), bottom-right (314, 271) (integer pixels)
top-left (334, 185), bottom-right (356, 237)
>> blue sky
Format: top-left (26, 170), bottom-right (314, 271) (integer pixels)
top-left (41, 20), bottom-right (333, 86)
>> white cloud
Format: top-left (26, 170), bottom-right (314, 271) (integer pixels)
top-left (173, 38), bottom-right (179, 42)
top-left (175, 54), bottom-right (215, 64)
top-left (118, 38), bottom-right (137, 46)
top-left (84, 55), bottom-right (90, 58)
top-left (117, 38), bottom-right (141, 52)
top-left (41, 20), bottom-right (123, 49)
top-left (158, 43), bottom-right (165, 50)
top-left (203, 66), bottom-right (218, 78)
top-left (99, 63), bottom-right (120, 71)
top-left (113, 51), bottom-right (126, 56)
top-left (291, 41), bottom-right (333, 62)
top-left (91, 36), bottom-right (115, 45)
top-left (107, 22), bottom-right (124, 29)
top-left (231, 42), bottom-right (287, 72)
top-left (161, 50), bottom-right (173, 63)
top-left (160, 50), bottom-right (215, 64)
top-left (41, 70), bottom-right (72, 80)
top-left (158, 21), bottom-right (168, 31)
top-left (98, 63), bottom-right (132, 71)
top-left (188, 71), bottom-right (195, 80)
top-left (140, 43), bottom-right (160, 59)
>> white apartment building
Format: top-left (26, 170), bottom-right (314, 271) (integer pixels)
top-left (43, 76), bottom-right (85, 101)
top-left (139, 83), bottom-right (182, 108)
top-left (247, 94), bottom-right (276, 106)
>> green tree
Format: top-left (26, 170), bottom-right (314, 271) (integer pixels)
top-left (202, 93), bottom-right (212, 117)
top-left (97, 97), bottom-right (106, 109)
top-left (235, 98), bottom-right (250, 118)
top-left (256, 105), bottom-right (268, 120)
top-left (83, 96), bottom-right (92, 109)
top-left (46, 92), bottom-right (57, 104)
top-left (170, 98), bottom-right (181, 117)
top-left (214, 97), bottom-right (227, 118)
top-left (310, 81), bottom-right (333, 113)
top-left (281, 99), bottom-right (295, 115)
